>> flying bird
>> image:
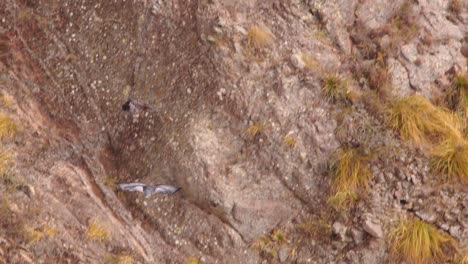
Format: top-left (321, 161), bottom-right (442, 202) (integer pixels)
top-left (121, 99), bottom-right (155, 114)
top-left (117, 182), bottom-right (181, 198)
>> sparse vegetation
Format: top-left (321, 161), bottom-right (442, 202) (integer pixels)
top-left (0, 114), bottom-right (16, 140)
top-left (0, 150), bottom-right (12, 178)
top-left (110, 254), bottom-right (134, 264)
top-left (246, 122), bottom-right (265, 138)
top-left (302, 52), bottom-right (323, 73)
top-left (446, 74), bottom-right (467, 128)
top-left (388, 217), bottom-right (458, 264)
top-left (186, 256), bottom-right (202, 264)
top-left (87, 220), bottom-right (109, 241)
top-left (367, 61), bottom-right (391, 96)
top-left (448, 0), bottom-right (463, 16)
top-left (431, 137), bottom-right (468, 182)
top-left (245, 25), bottom-right (275, 61)
top-left (327, 148), bottom-right (371, 210)
top-left (0, 197), bottom-right (26, 241)
top-left (299, 215), bottom-right (332, 240)
top-left (390, 96), bottom-right (462, 145)
top-left (0, 94), bottom-right (13, 108)
top-left (322, 75), bottom-right (350, 103)
top-left (283, 134), bottom-right (297, 148)
top-left (390, 1), bottom-right (419, 43)
top-left (454, 252), bottom-right (468, 264)
top-left (246, 26), bottom-right (274, 50)
top-left (104, 176), bottom-right (120, 191)
top-left (252, 228), bottom-right (287, 258)
top-left (25, 224), bottom-right (58, 244)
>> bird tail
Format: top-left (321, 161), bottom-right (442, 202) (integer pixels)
top-left (174, 187), bottom-right (182, 193)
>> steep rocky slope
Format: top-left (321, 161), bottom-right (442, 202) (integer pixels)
top-left (0, 0), bottom-right (466, 263)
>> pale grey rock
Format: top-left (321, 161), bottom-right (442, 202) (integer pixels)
top-left (415, 211), bottom-right (437, 223)
top-left (350, 228), bottom-right (364, 245)
top-left (362, 217), bottom-right (383, 238)
top-left (278, 246), bottom-right (290, 263)
top-left (22, 184), bottom-right (35, 198)
top-left (333, 222), bottom-right (348, 242)
top-left (290, 53), bottom-right (306, 70)
top-left (449, 225), bottom-right (461, 238)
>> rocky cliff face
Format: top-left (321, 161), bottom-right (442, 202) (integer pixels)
top-left (0, 0), bottom-right (466, 263)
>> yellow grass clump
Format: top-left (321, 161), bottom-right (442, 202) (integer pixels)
top-left (0, 114), bottom-right (16, 140)
top-left (247, 26), bottom-right (274, 50)
top-left (25, 224), bottom-right (59, 243)
top-left (111, 254), bottom-right (134, 264)
top-left (87, 220), bottom-right (109, 241)
top-left (0, 94), bottom-right (13, 108)
top-left (299, 216), bottom-right (332, 240)
top-left (388, 217), bottom-right (458, 264)
top-left (327, 148), bottom-right (371, 210)
top-left (454, 252), bottom-right (468, 264)
top-left (0, 150), bottom-right (13, 178)
top-left (431, 137), bottom-right (468, 182)
top-left (283, 134), bottom-right (297, 147)
top-left (390, 95), bottom-right (461, 145)
top-left (186, 256), bottom-right (202, 264)
top-left (246, 122), bottom-right (265, 138)
top-left (447, 74), bottom-right (467, 114)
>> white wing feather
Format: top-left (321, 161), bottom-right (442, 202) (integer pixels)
top-left (117, 183), bottom-right (146, 193)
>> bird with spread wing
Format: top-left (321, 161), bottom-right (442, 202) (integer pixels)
top-left (117, 182), bottom-right (181, 198)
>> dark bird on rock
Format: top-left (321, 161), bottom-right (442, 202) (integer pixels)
top-left (117, 182), bottom-right (181, 198)
top-left (121, 99), bottom-right (155, 113)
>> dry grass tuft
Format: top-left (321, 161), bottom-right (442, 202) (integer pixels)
top-left (246, 122), bottom-right (265, 138)
top-left (26, 224), bottom-right (59, 243)
top-left (104, 176), bottom-right (120, 191)
top-left (252, 228), bottom-right (287, 257)
top-left (322, 74), bottom-right (357, 103)
top-left (186, 256), bottom-right (202, 264)
top-left (390, 96), bottom-right (462, 145)
top-left (367, 63), bottom-right (391, 96)
top-left (431, 137), bottom-right (468, 182)
top-left (0, 114), bottom-right (17, 140)
top-left (327, 148), bottom-right (371, 210)
top-left (0, 94), bottom-right (13, 108)
top-left (87, 220), bottom-right (109, 241)
top-left (283, 134), bottom-right (297, 148)
top-left (448, 0), bottom-right (463, 16)
top-left (454, 252), bottom-right (468, 264)
top-left (247, 26), bottom-right (274, 50)
top-left (111, 254), bottom-right (134, 264)
top-left (447, 74), bottom-right (467, 132)
top-left (390, 1), bottom-right (419, 42)
top-left (388, 217), bottom-right (458, 264)
top-left (299, 216), bottom-right (332, 240)
top-left (323, 75), bottom-right (341, 100)
top-left (0, 150), bottom-right (13, 178)
top-left (302, 52), bottom-right (323, 73)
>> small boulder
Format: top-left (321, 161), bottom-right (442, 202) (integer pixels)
top-left (290, 54), bottom-right (305, 70)
top-left (278, 246), bottom-right (290, 263)
top-left (22, 184), bottom-right (35, 198)
top-left (350, 228), bottom-right (364, 245)
top-left (332, 222), bottom-right (348, 242)
top-left (362, 217), bottom-right (383, 238)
